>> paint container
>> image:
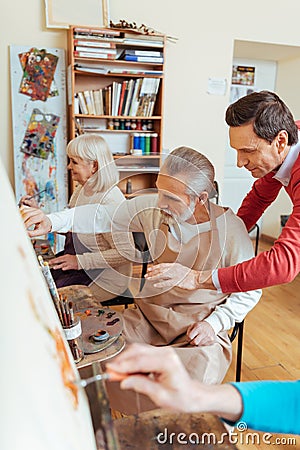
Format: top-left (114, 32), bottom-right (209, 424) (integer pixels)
top-left (63, 318), bottom-right (84, 363)
top-left (92, 329), bottom-right (109, 343)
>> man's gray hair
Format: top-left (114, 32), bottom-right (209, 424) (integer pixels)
top-left (162, 146), bottom-right (215, 198)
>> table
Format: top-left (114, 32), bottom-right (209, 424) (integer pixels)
top-left (96, 408), bottom-right (237, 450)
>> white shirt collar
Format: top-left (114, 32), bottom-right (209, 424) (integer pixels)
top-left (273, 132), bottom-right (300, 186)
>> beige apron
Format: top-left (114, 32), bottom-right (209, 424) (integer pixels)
top-left (106, 203), bottom-right (232, 414)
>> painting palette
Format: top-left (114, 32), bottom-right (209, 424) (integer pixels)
top-left (75, 307), bottom-right (123, 354)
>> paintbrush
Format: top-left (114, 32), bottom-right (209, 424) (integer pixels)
top-left (18, 189), bottom-right (47, 207)
top-left (76, 369), bottom-right (151, 388)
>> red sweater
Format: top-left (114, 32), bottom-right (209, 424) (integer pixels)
top-left (218, 154), bottom-right (300, 293)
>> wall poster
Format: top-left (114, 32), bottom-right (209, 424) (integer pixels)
top-left (10, 45), bottom-right (68, 248)
top-left (230, 65), bottom-right (256, 103)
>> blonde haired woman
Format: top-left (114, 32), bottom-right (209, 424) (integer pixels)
top-left (36, 133), bottom-right (133, 301)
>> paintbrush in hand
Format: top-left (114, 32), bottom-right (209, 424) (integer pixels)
top-left (18, 189), bottom-right (47, 207)
top-left (76, 369), bottom-right (151, 388)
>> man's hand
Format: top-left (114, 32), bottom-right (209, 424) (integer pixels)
top-left (145, 262), bottom-right (214, 290)
top-left (49, 254), bottom-right (79, 271)
top-left (20, 206), bottom-right (52, 237)
top-left (186, 321), bottom-right (216, 346)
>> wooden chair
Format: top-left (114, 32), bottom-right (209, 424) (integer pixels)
top-left (100, 232), bottom-right (150, 309)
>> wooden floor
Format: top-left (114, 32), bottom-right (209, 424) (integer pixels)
top-left (112, 238), bottom-right (300, 448)
top-left (223, 239), bottom-right (300, 449)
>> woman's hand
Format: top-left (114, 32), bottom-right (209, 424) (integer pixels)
top-left (20, 206), bottom-right (52, 237)
top-left (106, 343), bottom-right (201, 412)
top-left (19, 195), bottom-right (39, 208)
top-left (106, 343), bottom-right (243, 421)
top-left (49, 254), bottom-right (79, 271)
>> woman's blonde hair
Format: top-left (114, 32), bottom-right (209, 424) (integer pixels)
top-left (67, 133), bottom-right (119, 192)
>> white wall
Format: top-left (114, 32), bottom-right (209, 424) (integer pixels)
top-left (222, 58), bottom-right (277, 218)
top-left (1, 0), bottom-right (300, 237)
top-left (261, 56), bottom-right (300, 237)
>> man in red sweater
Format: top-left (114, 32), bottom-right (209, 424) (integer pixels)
top-left (146, 91), bottom-right (300, 294)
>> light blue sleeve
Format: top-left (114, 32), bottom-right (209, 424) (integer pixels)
top-left (230, 380), bottom-right (300, 435)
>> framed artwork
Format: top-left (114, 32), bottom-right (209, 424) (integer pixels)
top-left (10, 45), bottom-right (68, 249)
top-left (45, 0), bottom-right (110, 29)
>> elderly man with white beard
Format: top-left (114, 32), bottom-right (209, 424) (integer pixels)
top-left (22, 146), bottom-right (261, 414)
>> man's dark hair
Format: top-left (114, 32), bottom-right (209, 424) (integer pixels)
top-left (225, 90), bottom-right (298, 146)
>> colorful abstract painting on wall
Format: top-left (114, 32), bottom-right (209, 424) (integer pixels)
top-left (21, 108), bottom-right (60, 160)
top-left (18, 48), bottom-right (59, 102)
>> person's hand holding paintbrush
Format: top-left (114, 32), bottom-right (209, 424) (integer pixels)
top-left (18, 189), bottom-right (47, 208)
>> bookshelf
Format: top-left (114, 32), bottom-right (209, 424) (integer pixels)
top-left (68, 25), bottom-right (166, 196)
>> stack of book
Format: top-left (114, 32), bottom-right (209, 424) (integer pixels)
top-left (119, 49), bottom-right (164, 64)
top-left (75, 77), bottom-right (161, 117)
top-left (73, 27), bottom-right (120, 60)
top-left (122, 32), bottom-right (164, 48)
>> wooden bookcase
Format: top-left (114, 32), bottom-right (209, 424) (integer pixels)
top-left (67, 25), bottom-right (166, 196)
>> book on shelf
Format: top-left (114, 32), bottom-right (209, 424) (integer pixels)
top-left (103, 86), bottom-right (112, 115)
top-left (123, 79), bottom-right (135, 116)
top-left (117, 81), bottom-right (128, 116)
top-left (74, 50), bottom-right (116, 59)
top-left (108, 68), bottom-right (163, 76)
top-left (74, 33), bottom-right (125, 43)
top-left (112, 81), bottom-right (122, 116)
top-left (75, 66), bottom-right (108, 74)
top-left (140, 78), bottom-right (161, 95)
top-left (73, 39), bottom-right (116, 49)
top-left (122, 33), bottom-right (164, 47)
top-left (123, 40), bottom-right (164, 48)
top-left (74, 63), bottom-right (108, 74)
top-left (122, 32), bottom-right (164, 40)
top-left (74, 46), bottom-right (117, 55)
top-left (74, 27), bottom-right (120, 37)
top-left (122, 55), bottom-right (164, 63)
top-left (120, 82), bottom-right (130, 115)
top-left (77, 91), bottom-right (88, 115)
top-left (121, 49), bottom-right (163, 58)
top-left (129, 78), bottom-right (143, 116)
top-left (93, 89), bottom-right (103, 115)
top-left (83, 90), bottom-right (96, 115)
top-left (74, 94), bottom-right (79, 114)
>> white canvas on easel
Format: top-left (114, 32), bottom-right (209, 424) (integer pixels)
top-left (0, 158), bottom-right (97, 450)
